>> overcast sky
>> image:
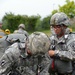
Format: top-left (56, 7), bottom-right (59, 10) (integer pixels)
top-left (0, 0), bottom-right (73, 20)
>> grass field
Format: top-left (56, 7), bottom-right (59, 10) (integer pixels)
top-left (40, 29), bottom-right (51, 36)
top-left (28, 28), bottom-right (75, 37)
top-left (28, 29), bottom-right (51, 36)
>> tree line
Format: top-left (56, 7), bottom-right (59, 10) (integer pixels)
top-left (2, 0), bottom-right (75, 32)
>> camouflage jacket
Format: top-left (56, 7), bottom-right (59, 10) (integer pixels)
top-left (49, 33), bottom-right (75, 74)
top-left (0, 33), bottom-right (27, 58)
top-left (0, 42), bottom-right (50, 75)
top-left (17, 28), bottom-right (29, 37)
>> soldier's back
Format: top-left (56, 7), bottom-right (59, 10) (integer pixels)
top-left (0, 33), bottom-right (27, 58)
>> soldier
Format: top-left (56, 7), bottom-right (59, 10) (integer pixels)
top-left (0, 33), bottom-right (27, 58)
top-left (48, 12), bottom-right (75, 75)
top-left (14, 23), bottom-right (29, 37)
top-left (27, 32), bottom-right (51, 75)
top-left (0, 32), bottom-right (50, 75)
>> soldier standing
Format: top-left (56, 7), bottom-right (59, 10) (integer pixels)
top-left (48, 12), bottom-right (75, 75)
top-left (14, 23), bottom-right (29, 37)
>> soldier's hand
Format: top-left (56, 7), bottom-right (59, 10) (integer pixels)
top-left (48, 50), bottom-right (55, 57)
top-left (27, 50), bottom-right (32, 55)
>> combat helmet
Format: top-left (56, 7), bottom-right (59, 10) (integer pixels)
top-left (50, 12), bottom-right (71, 26)
top-left (5, 29), bottom-right (10, 34)
top-left (18, 24), bottom-right (25, 29)
top-left (27, 32), bottom-right (50, 55)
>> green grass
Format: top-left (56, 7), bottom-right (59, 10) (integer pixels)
top-left (28, 29), bottom-right (51, 36)
top-left (28, 28), bottom-right (75, 36)
top-left (40, 29), bottom-right (51, 36)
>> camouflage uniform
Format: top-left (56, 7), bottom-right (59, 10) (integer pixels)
top-left (0, 42), bottom-right (35, 75)
top-left (14, 24), bottom-right (29, 37)
top-left (49, 12), bottom-right (75, 75)
top-left (0, 33), bottom-right (27, 58)
top-left (49, 33), bottom-right (75, 75)
top-left (0, 32), bottom-right (50, 75)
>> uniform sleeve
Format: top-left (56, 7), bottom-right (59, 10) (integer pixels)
top-left (0, 48), bottom-right (15, 75)
top-left (54, 41), bottom-right (75, 61)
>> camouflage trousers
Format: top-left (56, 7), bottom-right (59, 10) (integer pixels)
top-left (50, 73), bottom-right (72, 75)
